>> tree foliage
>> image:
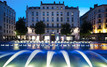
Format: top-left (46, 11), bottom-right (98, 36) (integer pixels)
top-left (16, 18), bottom-right (27, 35)
top-left (35, 21), bottom-right (46, 34)
top-left (61, 23), bottom-right (71, 35)
top-left (80, 21), bottom-right (93, 35)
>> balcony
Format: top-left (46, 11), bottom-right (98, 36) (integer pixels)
top-left (46, 26), bottom-right (61, 28)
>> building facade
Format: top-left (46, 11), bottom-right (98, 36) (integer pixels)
top-left (0, 1), bottom-right (16, 41)
top-left (26, 1), bottom-right (80, 41)
top-left (81, 4), bottom-right (107, 41)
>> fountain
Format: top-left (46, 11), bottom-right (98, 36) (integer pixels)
top-left (0, 50), bottom-right (106, 67)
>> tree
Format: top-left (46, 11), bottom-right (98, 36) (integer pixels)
top-left (61, 23), bottom-right (71, 35)
top-left (16, 18), bottom-right (27, 39)
top-left (61, 23), bottom-right (71, 40)
top-left (80, 21), bottom-right (93, 39)
top-left (35, 21), bottom-right (46, 41)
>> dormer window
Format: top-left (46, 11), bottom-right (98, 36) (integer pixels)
top-left (43, 7), bottom-right (45, 9)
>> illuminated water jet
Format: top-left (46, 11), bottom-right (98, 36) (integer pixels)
top-left (75, 50), bottom-right (93, 67)
top-left (3, 50), bottom-right (29, 67)
top-left (25, 50), bottom-right (42, 67)
top-left (61, 50), bottom-right (71, 67)
top-left (47, 51), bottom-right (55, 67)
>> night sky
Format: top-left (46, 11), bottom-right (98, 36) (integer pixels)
top-left (2, 0), bottom-right (107, 21)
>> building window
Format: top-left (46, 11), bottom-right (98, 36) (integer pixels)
top-left (32, 12), bottom-right (34, 16)
top-left (47, 12), bottom-right (49, 16)
top-left (52, 23), bottom-right (54, 27)
top-left (57, 23), bottom-right (59, 27)
top-left (72, 24), bottom-right (74, 27)
top-left (67, 12), bottom-right (69, 16)
top-left (106, 19), bottom-right (107, 23)
top-left (98, 19), bottom-right (101, 23)
top-left (36, 17), bottom-right (38, 22)
top-left (98, 14), bottom-right (101, 18)
top-left (72, 17), bottom-right (74, 22)
top-left (71, 12), bottom-right (74, 16)
top-left (57, 17), bottom-right (59, 22)
top-left (57, 12), bottom-right (59, 16)
top-left (52, 12), bottom-right (54, 16)
top-left (52, 17), bottom-right (54, 22)
top-left (47, 17), bottom-right (49, 22)
top-left (52, 29), bottom-right (54, 32)
top-left (57, 29), bottom-right (59, 33)
top-left (4, 18), bottom-right (5, 22)
top-left (32, 17), bottom-right (34, 22)
top-left (98, 9), bottom-right (101, 12)
top-left (57, 7), bottom-right (59, 9)
top-left (61, 7), bottom-right (63, 10)
top-left (98, 25), bottom-right (101, 29)
top-left (4, 30), bottom-right (5, 33)
top-left (43, 7), bottom-right (45, 9)
top-left (106, 8), bottom-right (107, 12)
top-left (67, 17), bottom-right (69, 22)
top-left (47, 23), bottom-right (49, 27)
top-left (60, 12), bottom-right (63, 16)
top-left (43, 12), bottom-right (45, 16)
top-left (106, 24), bottom-right (107, 28)
top-left (7, 19), bottom-right (8, 23)
top-left (47, 7), bottom-right (49, 9)
top-left (47, 29), bottom-right (49, 33)
top-left (105, 13), bottom-right (107, 17)
top-left (43, 17), bottom-right (45, 22)
top-left (61, 17), bottom-right (63, 22)
top-left (36, 12), bottom-right (38, 16)
top-left (52, 7), bottom-right (54, 9)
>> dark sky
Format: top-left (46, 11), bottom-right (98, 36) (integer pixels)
top-left (2, 0), bottom-right (107, 21)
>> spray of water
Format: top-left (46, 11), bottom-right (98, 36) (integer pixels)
top-left (75, 50), bottom-right (93, 67)
top-left (61, 50), bottom-right (71, 67)
top-left (3, 50), bottom-right (29, 67)
top-left (0, 52), bottom-right (14, 59)
top-left (87, 51), bottom-right (107, 63)
top-left (47, 51), bottom-right (55, 67)
top-left (25, 50), bottom-right (42, 67)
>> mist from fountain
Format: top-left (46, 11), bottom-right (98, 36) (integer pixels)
top-left (61, 50), bottom-right (71, 67)
top-left (0, 52), bottom-right (14, 59)
top-left (47, 51), bottom-right (55, 67)
top-left (3, 50), bottom-right (29, 67)
top-left (75, 50), bottom-right (93, 67)
top-left (87, 51), bottom-right (107, 63)
top-left (25, 50), bottom-right (42, 67)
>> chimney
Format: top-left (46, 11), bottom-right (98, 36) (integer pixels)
top-left (26, 5), bottom-right (28, 9)
top-left (4, 1), bottom-right (7, 5)
top-left (63, 1), bottom-right (64, 4)
top-left (41, 1), bottom-right (42, 4)
top-left (59, 1), bottom-right (60, 4)
top-left (54, 1), bottom-right (55, 4)
top-left (94, 4), bottom-right (98, 8)
top-left (90, 7), bottom-right (92, 10)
